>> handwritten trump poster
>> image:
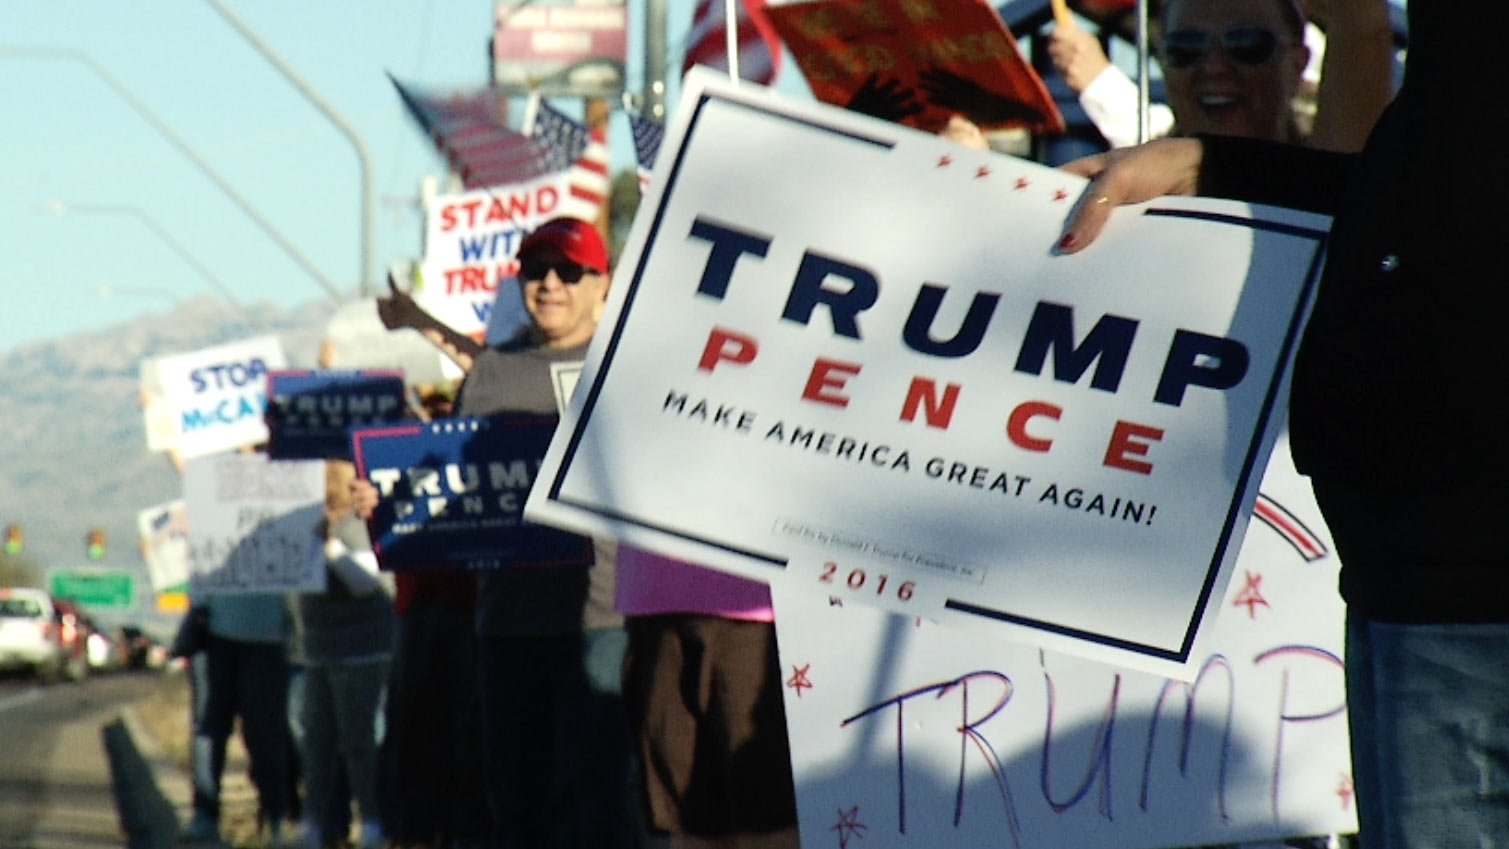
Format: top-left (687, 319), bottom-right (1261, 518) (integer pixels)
top-left (524, 70), bottom-right (1329, 677)
top-left (772, 432), bottom-right (1355, 849)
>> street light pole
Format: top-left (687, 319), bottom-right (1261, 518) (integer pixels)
top-left (39, 200), bottom-right (251, 319)
top-left (202, 0), bottom-right (375, 298)
top-left (0, 45), bottom-right (344, 304)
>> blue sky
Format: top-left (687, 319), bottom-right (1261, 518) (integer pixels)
top-left (0, 0), bottom-right (749, 351)
top-left (1, 1), bottom-right (1405, 353)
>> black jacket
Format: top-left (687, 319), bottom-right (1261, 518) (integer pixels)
top-left (1191, 4), bottom-right (1509, 620)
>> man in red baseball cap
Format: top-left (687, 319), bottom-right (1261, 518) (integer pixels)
top-left (362, 216), bottom-right (638, 849)
top-left (374, 215), bottom-right (611, 366)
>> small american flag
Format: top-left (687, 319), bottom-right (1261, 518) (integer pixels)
top-left (530, 100), bottom-right (592, 172)
top-left (628, 112), bottom-right (665, 192)
top-left (527, 98), bottom-right (611, 221)
top-left (683, 0), bottom-right (783, 85)
top-left (389, 73), bottom-right (555, 190)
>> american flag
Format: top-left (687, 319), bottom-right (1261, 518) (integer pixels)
top-left (527, 98), bottom-right (611, 221)
top-left (683, 0), bottom-right (783, 85)
top-left (628, 112), bottom-right (665, 192)
top-left (529, 100), bottom-right (591, 173)
top-left (388, 73), bottom-right (555, 190)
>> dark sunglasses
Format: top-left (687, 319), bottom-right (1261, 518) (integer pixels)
top-left (518, 257), bottom-right (598, 284)
top-left (1161, 27), bottom-right (1283, 69)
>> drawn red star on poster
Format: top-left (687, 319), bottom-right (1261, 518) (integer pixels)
top-left (1232, 570), bottom-right (1271, 618)
top-left (787, 663), bottom-right (814, 697)
top-left (1337, 773), bottom-right (1355, 810)
top-left (831, 805), bottom-right (867, 849)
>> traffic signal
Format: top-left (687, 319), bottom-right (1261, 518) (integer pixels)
top-left (3, 524), bottom-right (20, 555)
top-left (86, 527), bottom-right (106, 560)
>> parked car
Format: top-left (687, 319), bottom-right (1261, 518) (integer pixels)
top-left (86, 625), bottom-right (118, 672)
top-left (116, 624), bottom-right (163, 669)
top-left (0, 587), bottom-right (64, 680)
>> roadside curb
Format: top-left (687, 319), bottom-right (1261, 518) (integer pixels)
top-left (120, 701), bottom-right (196, 818)
top-left (105, 710), bottom-right (184, 849)
top-left (115, 679), bottom-right (262, 848)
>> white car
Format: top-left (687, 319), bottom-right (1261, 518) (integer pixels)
top-left (0, 587), bottom-right (64, 680)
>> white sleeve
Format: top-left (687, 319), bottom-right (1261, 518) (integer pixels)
top-left (1078, 66), bottom-right (1176, 148)
top-left (324, 538), bottom-right (388, 598)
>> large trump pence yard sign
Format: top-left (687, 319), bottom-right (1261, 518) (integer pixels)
top-left (525, 70), bottom-right (1329, 677)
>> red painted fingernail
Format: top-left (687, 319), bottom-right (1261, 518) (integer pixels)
top-left (1057, 232), bottom-right (1078, 251)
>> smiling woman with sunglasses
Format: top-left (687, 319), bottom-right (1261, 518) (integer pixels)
top-left (1159, 0), bottom-right (1310, 142)
top-left (1047, 0), bottom-right (1394, 152)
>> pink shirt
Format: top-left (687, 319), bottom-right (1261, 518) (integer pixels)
top-left (614, 542), bottom-right (773, 622)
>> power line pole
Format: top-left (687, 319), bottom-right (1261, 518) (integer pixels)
top-left (1, 46), bottom-right (345, 303)
top-left (202, 0), bottom-right (376, 298)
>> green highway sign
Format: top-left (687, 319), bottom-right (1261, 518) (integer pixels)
top-left (49, 569), bottom-right (136, 609)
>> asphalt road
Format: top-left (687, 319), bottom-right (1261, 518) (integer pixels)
top-left (0, 669), bottom-right (162, 849)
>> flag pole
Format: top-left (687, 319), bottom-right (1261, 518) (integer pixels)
top-left (724, 0), bottom-right (741, 84)
top-left (1049, 0), bottom-right (1073, 28)
top-left (1136, 0), bottom-right (1151, 143)
top-left (522, 90), bottom-right (543, 134)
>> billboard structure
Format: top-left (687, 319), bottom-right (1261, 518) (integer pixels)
top-left (492, 0), bottom-right (627, 97)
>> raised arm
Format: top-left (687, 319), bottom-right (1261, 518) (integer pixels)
top-left (379, 268), bottom-right (484, 371)
top-left (1048, 23), bottom-right (1176, 148)
top-left (1304, 0), bottom-right (1396, 152)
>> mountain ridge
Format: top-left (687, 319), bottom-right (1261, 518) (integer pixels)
top-left (0, 296), bottom-right (334, 628)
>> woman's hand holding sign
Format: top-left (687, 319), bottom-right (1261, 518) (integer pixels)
top-left (1055, 138), bottom-right (1205, 253)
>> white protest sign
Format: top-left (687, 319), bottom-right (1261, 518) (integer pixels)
top-left (156, 336), bottom-right (287, 459)
top-left (139, 357), bottom-right (179, 453)
top-left (525, 70), bottom-right (1328, 677)
top-left (137, 500), bottom-right (190, 593)
top-left (415, 173), bottom-right (574, 341)
top-left (774, 433), bottom-right (1355, 849)
top-left (183, 452), bottom-right (325, 594)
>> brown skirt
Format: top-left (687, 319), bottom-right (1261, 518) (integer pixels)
top-left (622, 614), bottom-right (798, 836)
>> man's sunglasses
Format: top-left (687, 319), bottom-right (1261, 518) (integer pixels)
top-left (1161, 27), bottom-right (1284, 69)
top-left (518, 258), bottom-right (599, 284)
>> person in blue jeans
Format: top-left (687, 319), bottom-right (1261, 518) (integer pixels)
top-left (290, 460), bottom-right (395, 849)
top-left (182, 592), bottom-right (292, 844)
